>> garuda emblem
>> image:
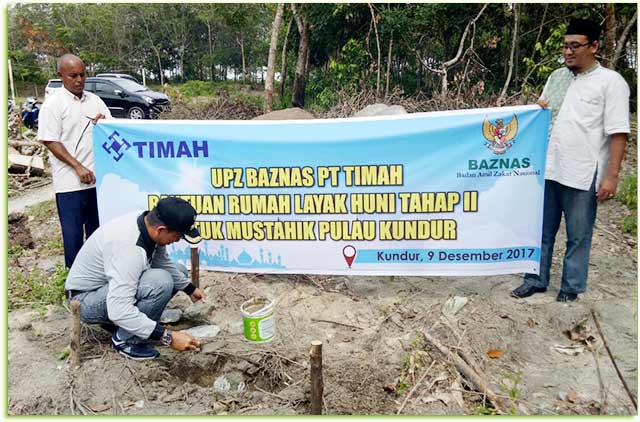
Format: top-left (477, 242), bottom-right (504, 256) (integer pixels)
top-left (482, 114), bottom-right (518, 155)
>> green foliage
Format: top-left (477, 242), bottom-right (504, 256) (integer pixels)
top-left (229, 91), bottom-right (264, 111)
top-left (617, 174), bottom-right (638, 236)
top-left (521, 24), bottom-right (566, 93)
top-left (9, 264), bottom-right (68, 310)
top-left (617, 174), bottom-right (637, 209)
top-left (178, 80), bottom-right (215, 98)
top-left (57, 346), bottom-right (71, 361)
top-left (7, 3), bottom-right (637, 106)
top-left (500, 370), bottom-right (522, 414)
top-left (622, 215), bottom-right (637, 236)
top-left (47, 236), bottom-right (65, 255)
top-left (472, 404), bottom-right (499, 415)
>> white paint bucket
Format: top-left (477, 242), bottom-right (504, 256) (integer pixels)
top-left (240, 297), bottom-right (275, 343)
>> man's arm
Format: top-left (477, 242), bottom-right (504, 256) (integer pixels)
top-left (42, 141), bottom-right (96, 184)
top-left (596, 133), bottom-right (627, 201)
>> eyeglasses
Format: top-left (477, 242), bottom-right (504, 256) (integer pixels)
top-left (561, 42), bottom-right (592, 52)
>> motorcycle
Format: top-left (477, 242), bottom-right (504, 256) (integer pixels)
top-left (21, 96), bottom-right (40, 129)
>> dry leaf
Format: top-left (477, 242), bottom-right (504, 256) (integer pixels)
top-left (88, 403), bottom-right (112, 412)
top-left (487, 348), bottom-right (504, 359)
top-left (527, 318), bottom-right (536, 328)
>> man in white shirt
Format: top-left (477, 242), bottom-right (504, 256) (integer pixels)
top-left (38, 54), bottom-right (112, 268)
top-left (512, 19), bottom-right (630, 302)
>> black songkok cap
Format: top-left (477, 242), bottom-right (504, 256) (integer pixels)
top-left (566, 18), bottom-right (601, 42)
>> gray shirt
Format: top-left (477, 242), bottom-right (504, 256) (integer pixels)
top-left (66, 210), bottom-right (195, 339)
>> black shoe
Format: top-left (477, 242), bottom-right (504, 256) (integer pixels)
top-left (110, 333), bottom-right (160, 360)
top-left (511, 283), bottom-right (547, 298)
top-left (556, 291), bottom-right (578, 302)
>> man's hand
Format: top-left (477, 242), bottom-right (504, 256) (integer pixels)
top-left (90, 113), bottom-right (106, 124)
top-left (190, 287), bottom-right (206, 303)
top-left (74, 164), bottom-right (96, 184)
top-left (597, 175), bottom-right (618, 202)
top-left (536, 99), bottom-right (549, 109)
top-left (170, 331), bottom-right (201, 351)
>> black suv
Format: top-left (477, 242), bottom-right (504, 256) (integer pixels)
top-left (84, 77), bottom-right (170, 119)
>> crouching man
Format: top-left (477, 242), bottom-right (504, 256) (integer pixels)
top-left (65, 197), bottom-right (205, 360)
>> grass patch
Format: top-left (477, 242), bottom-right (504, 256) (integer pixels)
top-left (26, 199), bottom-right (57, 221)
top-left (617, 174), bottom-right (637, 236)
top-left (9, 263), bottom-right (68, 311)
top-left (46, 235), bottom-right (64, 255)
top-left (617, 174), bottom-right (637, 209)
top-left (8, 244), bottom-right (24, 258)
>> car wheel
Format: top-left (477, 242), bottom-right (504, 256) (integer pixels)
top-left (128, 107), bottom-right (145, 119)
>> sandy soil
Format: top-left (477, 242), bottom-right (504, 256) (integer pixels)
top-left (7, 135), bottom-right (637, 417)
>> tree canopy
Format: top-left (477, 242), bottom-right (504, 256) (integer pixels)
top-left (8, 3), bottom-right (637, 110)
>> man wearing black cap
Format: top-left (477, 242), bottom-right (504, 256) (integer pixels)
top-left (65, 197), bottom-right (206, 360)
top-left (512, 18), bottom-right (630, 302)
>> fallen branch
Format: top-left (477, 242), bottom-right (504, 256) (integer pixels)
top-left (310, 318), bottom-right (364, 330)
top-left (397, 360), bottom-right (436, 414)
top-left (421, 328), bottom-right (505, 414)
top-left (591, 309), bottom-right (637, 410)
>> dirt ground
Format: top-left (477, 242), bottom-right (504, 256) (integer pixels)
top-left (7, 137), bottom-right (638, 417)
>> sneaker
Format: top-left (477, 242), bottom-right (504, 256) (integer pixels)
top-left (556, 291), bottom-right (578, 302)
top-left (110, 333), bottom-right (159, 360)
top-left (511, 283), bottom-right (547, 298)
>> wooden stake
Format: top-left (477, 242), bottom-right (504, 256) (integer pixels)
top-left (70, 300), bottom-right (81, 368)
top-left (190, 246), bottom-right (200, 289)
top-left (309, 340), bottom-right (323, 414)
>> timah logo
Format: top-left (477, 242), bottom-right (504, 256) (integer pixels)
top-left (102, 130), bottom-right (131, 162)
top-left (102, 131), bottom-right (209, 161)
top-left (482, 114), bottom-right (518, 155)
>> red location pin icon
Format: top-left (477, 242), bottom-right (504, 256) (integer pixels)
top-left (342, 245), bottom-right (357, 268)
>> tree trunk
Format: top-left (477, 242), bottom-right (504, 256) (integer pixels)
top-left (237, 33), bottom-right (246, 83)
top-left (613, 11), bottom-right (638, 69)
top-left (603, 4), bottom-right (617, 68)
top-left (142, 13), bottom-right (164, 85)
top-left (265, 3), bottom-right (285, 113)
top-left (498, 3), bottom-right (519, 103)
top-left (385, 33), bottom-right (393, 97)
top-left (291, 4), bottom-right (310, 108)
top-left (280, 16), bottom-right (293, 99)
top-left (205, 21), bottom-right (215, 81)
top-left (368, 3), bottom-right (381, 96)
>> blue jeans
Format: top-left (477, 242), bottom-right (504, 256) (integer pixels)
top-left (56, 188), bottom-right (99, 268)
top-left (72, 264), bottom-right (188, 343)
top-left (524, 178), bottom-right (597, 294)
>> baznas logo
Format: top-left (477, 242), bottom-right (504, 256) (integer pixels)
top-left (482, 114), bottom-right (518, 155)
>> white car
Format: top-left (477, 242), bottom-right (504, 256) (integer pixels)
top-left (44, 79), bottom-right (63, 99)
